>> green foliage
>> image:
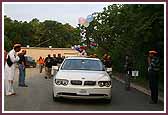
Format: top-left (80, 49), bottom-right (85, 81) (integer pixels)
top-left (4, 16), bottom-right (80, 49)
top-left (87, 4), bottom-right (164, 84)
top-left (4, 35), bottom-right (12, 51)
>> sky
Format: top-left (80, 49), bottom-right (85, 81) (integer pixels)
top-left (4, 3), bottom-right (109, 27)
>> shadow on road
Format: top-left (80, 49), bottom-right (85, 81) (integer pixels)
top-left (54, 98), bottom-right (111, 105)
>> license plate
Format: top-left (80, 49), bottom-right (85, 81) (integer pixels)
top-left (77, 89), bottom-right (89, 95)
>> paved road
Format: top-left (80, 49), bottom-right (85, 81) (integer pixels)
top-left (4, 68), bottom-right (164, 111)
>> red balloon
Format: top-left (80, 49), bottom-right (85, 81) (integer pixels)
top-left (90, 42), bottom-right (97, 46)
top-left (80, 46), bottom-right (87, 50)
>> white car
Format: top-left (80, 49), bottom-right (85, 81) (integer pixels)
top-left (53, 57), bottom-right (112, 102)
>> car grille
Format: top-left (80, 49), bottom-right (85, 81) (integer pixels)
top-left (71, 80), bottom-right (82, 85)
top-left (84, 81), bottom-right (96, 86)
top-left (70, 80), bottom-right (96, 86)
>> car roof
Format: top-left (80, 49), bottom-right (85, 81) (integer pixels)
top-left (65, 56), bottom-right (100, 61)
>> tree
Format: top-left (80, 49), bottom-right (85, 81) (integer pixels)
top-left (87, 4), bottom-right (164, 82)
top-left (4, 16), bottom-right (80, 49)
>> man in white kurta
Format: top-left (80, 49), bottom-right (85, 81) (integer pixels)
top-left (4, 44), bottom-right (21, 96)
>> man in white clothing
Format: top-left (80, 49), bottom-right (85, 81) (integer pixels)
top-left (4, 44), bottom-right (21, 96)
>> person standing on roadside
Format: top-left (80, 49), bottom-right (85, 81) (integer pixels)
top-left (124, 55), bottom-right (133, 90)
top-left (18, 50), bottom-right (28, 87)
top-left (38, 56), bottom-right (44, 73)
top-left (104, 55), bottom-right (112, 68)
top-left (105, 55), bottom-right (113, 77)
top-left (5, 44), bottom-right (21, 96)
top-left (57, 54), bottom-right (63, 66)
top-left (44, 54), bottom-right (53, 79)
top-left (51, 54), bottom-right (58, 76)
top-left (148, 50), bottom-right (160, 104)
top-left (102, 53), bottom-right (108, 65)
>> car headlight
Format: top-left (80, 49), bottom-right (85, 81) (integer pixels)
top-left (55, 80), bottom-right (61, 85)
top-left (98, 81), bottom-right (111, 87)
top-left (62, 80), bottom-right (69, 86)
top-left (98, 82), bottom-right (104, 87)
top-left (55, 79), bottom-right (69, 86)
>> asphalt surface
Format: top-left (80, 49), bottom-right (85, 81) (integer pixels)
top-left (4, 68), bottom-right (164, 111)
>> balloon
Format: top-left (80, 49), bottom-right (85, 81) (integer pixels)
top-left (79, 17), bottom-right (87, 25)
top-left (90, 42), bottom-right (97, 46)
top-left (75, 47), bottom-right (80, 52)
top-left (86, 15), bottom-right (94, 22)
top-left (81, 39), bottom-right (85, 42)
top-left (89, 38), bottom-right (92, 40)
top-left (80, 32), bottom-right (86, 37)
top-left (90, 45), bottom-right (95, 48)
top-left (89, 38), bottom-right (94, 42)
top-left (80, 50), bottom-right (83, 53)
top-left (71, 46), bottom-right (74, 49)
top-left (80, 42), bottom-right (86, 46)
top-left (82, 43), bottom-right (86, 46)
top-left (81, 37), bottom-right (86, 41)
top-left (80, 46), bottom-right (87, 50)
top-left (82, 29), bottom-right (86, 33)
top-left (93, 43), bottom-right (97, 46)
top-left (94, 26), bottom-right (97, 30)
top-left (83, 21), bottom-right (89, 27)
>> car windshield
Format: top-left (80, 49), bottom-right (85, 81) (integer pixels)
top-left (61, 59), bottom-right (105, 71)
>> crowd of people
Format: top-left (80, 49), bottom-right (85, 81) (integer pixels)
top-left (37, 54), bottom-right (64, 79)
top-left (4, 44), bottom-right (66, 96)
top-left (37, 53), bottom-right (113, 80)
top-left (4, 44), bottom-right (160, 104)
top-left (88, 52), bottom-right (160, 104)
top-left (87, 53), bottom-right (113, 68)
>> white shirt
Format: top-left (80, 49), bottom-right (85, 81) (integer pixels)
top-left (4, 49), bottom-right (20, 80)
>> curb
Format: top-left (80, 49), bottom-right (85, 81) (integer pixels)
top-left (112, 76), bottom-right (164, 102)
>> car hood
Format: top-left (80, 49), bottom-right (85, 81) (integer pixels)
top-left (55, 70), bottom-right (110, 81)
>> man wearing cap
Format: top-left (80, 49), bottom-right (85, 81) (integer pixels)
top-left (4, 44), bottom-right (21, 96)
top-left (148, 50), bottom-right (160, 104)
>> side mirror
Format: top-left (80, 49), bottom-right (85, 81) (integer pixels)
top-left (55, 66), bottom-right (59, 70)
top-left (52, 66), bottom-right (59, 76)
top-left (52, 66), bottom-right (59, 71)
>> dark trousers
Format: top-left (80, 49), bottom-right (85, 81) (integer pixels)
top-left (19, 64), bottom-right (26, 85)
top-left (39, 64), bottom-right (43, 73)
top-left (148, 70), bottom-right (158, 103)
top-left (124, 70), bottom-right (131, 90)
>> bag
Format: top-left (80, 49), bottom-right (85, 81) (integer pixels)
top-left (7, 55), bottom-right (13, 67)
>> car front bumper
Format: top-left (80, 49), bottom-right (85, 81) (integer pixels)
top-left (53, 85), bottom-right (112, 99)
